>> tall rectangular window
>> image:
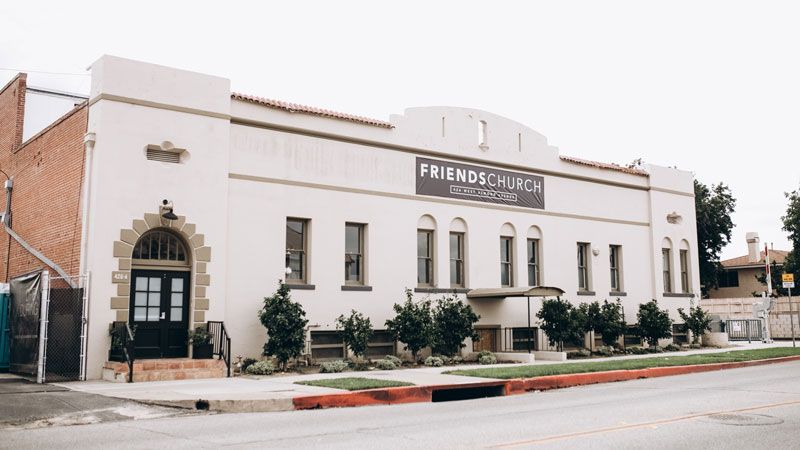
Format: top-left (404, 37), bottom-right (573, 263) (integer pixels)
top-left (679, 249), bottom-right (690, 293)
top-left (285, 218), bottom-right (307, 283)
top-left (609, 245), bottom-right (622, 292)
top-left (417, 230), bottom-right (434, 286)
top-left (662, 248), bottom-right (673, 293)
top-left (345, 223), bottom-right (365, 285)
top-left (500, 237), bottom-right (514, 287)
top-left (527, 239), bottom-right (539, 286)
top-left (449, 232), bottom-right (464, 288)
top-left (577, 243), bottom-right (590, 291)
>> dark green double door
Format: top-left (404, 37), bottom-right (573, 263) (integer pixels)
top-left (129, 270), bottom-right (190, 359)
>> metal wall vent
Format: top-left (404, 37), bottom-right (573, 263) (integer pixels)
top-left (146, 148), bottom-right (181, 163)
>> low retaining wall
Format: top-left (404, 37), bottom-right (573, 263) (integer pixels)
top-left (702, 297), bottom-right (800, 339)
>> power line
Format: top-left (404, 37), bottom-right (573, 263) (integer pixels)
top-left (0, 67), bottom-right (88, 76)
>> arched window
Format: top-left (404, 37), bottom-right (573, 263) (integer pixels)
top-left (132, 229), bottom-right (190, 265)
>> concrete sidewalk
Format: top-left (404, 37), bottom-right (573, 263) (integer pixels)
top-left (58, 341), bottom-right (798, 412)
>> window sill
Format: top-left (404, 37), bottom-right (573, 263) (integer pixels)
top-left (663, 292), bottom-right (695, 298)
top-left (286, 283), bottom-right (315, 290)
top-left (414, 287), bottom-right (470, 294)
top-left (576, 290), bottom-right (596, 296)
top-left (341, 285), bottom-right (372, 292)
top-left (610, 291), bottom-right (627, 297)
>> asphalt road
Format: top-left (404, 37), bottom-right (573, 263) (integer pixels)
top-left (3, 361), bottom-right (800, 449)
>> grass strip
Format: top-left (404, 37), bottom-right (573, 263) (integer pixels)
top-left (446, 347), bottom-right (800, 379)
top-left (296, 377), bottom-right (415, 391)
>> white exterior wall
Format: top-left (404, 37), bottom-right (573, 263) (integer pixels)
top-left (81, 56), bottom-right (699, 377)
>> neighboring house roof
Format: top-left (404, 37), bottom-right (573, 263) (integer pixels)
top-left (559, 155), bottom-right (649, 177)
top-left (721, 250), bottom-right (789, 269)
top-left (231, 92), bottom-right (395, 129)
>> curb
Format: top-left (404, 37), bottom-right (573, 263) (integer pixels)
top-left (292, 355), bottom-right (800, 411)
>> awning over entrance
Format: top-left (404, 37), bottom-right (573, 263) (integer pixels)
top-left (466, 286), bottom-right (565, 299)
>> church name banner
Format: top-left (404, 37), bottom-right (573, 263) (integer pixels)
top-left (416, 157), bottom-right (544, 209)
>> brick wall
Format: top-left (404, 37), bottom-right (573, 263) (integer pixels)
top-left (0, 74), bottom-right (87, 281)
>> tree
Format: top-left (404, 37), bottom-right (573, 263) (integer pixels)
top-left (677, 304), bottom-right (712, 345)
top-left (694, 179), bottom-right (737, 296)
top-left (781, 188), bottom-right (800, 280)
top-left (537, 298), bottom-right (583, 351)
top-left (336, 310), bottom-right (373, 359)
top-left (431, 295), bottom-right (480, 356)
top-left (635, 300), bottom-right (673, 347)
top-left (385, 289), bottom-right (433, 362)
top-left (597, 300), bottom-right (626, 347)
top-left (576, 301), bottom-right (602, 351)
top-left (258, 280), bottom-right (308, 370)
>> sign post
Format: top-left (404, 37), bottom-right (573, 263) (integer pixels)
top-left (783, 274), bottom-right (795, 348)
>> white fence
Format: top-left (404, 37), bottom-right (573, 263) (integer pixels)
top-left (701, 297), bottom-right (799, 339)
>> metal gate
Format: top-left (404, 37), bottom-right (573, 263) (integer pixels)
top-left (8, 271), bottom-right (89, 382)
top-left (40, 273), bottom-right (89, 382)
top-left (725, 319), bottom-right (763, 342)
top-left (0, 287), bottom-right (9, 370)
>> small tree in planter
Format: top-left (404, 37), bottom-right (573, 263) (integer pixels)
top-left (576, 301), bottom-right (602, 351)
top-left (597, 299), bottom-right (625, 347)
top-left (385, 289), bottom-right (433, 363)
top-left (678, 303), bottom-right (712, 345)
top-left (537, 298), bottom-right (583, 352)
top-left (635, 299), bottom-right (673, 348)
top-left (336, 310), bottom-right (373, 360)
top-left (188, 327), bottom-right (214, 359)
top-left (258, 280), bottom-right (308, 371)
top-left (431, 295), bottom-right (480, 357)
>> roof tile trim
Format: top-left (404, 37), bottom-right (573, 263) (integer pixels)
top-left (231, 92), bottom-right (394, 129)
top-left (560, 155), bottom-right (649, 176)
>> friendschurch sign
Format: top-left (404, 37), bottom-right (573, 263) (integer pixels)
top-left (415, 157), bottom-right (545, 209)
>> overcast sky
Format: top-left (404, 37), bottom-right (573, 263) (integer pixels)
top-left (2, 1), bottom-right (797, 259)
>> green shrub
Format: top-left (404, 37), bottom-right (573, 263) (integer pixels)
top-left (452, 356), bottom-right (464, 365)
top-left (635, 300), bottom-right (673, 347)
top-left (240, 357), bottom-right (257, 373)
top-left (431, 296), bottom-right (480, 357)
top-left (477, 350), bottom-right (497, 365)
top-left (664, 343), bottom-right (681, 352)
top-left (424, 356), bottom-right (444, 367)
top-left (320, 360), bottom-right (348, 373)
top-left (384, 355), bottom-right (402, 366)
top-left (566, 349), bottom-right (591, 359)
top-left (349, 359), bottom-right (371, 371)
top-left (336, 310), bottom-right (373, 359)
top-left (626, 346), bottom-right (648, 355)
top-left (594, 346), bottom-right (614, 357)
top-left (385, 291), bottom-right (433, 362)
top-left (438, 355), bottom-right (454, 365)
top-left (375, 359), bottom-right (397, 370)
top-left (678, 305), bottom-right (712, 344)
top-left (259, 281), bottom-right (308, 370)
top-left (245, 360), bottom-right (275, 375)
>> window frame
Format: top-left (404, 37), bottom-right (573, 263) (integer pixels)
top-left (285, 218), bottom-right (308, 284)
top-left (609, 245), bottom-right (622, 292)
top-left (662, 248), bottom-right (673, 293)
top-left (527, 238), bottom-right (540, 287)
top-left (679, 249), bottom-right (690, 293)
top-left (500, 236), bottom-right (514, 287)
top-left (449, 232), bottom-right (465, 288)
top-left (344, 222), bottom-right (366, 285)
top-left (577, 242), bottom-right (591, 291)
top-left (417, 229), bottom-right (434, 286)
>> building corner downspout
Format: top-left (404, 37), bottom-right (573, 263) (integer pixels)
top-left (78, 132), bottom-right (96, 277)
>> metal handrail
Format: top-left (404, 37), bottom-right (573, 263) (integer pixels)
top-left (207, 321), bottom-right (231, 377)
top-left (110, 321), bottom-right (135, 383)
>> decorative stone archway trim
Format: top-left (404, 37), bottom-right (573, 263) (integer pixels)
top-left (110, 212), bottom-right (211, 329)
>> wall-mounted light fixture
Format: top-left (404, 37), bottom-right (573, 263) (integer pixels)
top-left (160, 199), bottom-right (178, 221)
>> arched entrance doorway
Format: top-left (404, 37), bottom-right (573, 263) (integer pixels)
top-left (129, 229), bottom-right (191, 358)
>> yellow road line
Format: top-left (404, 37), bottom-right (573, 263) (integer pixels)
top-left (490, 399), bottom-right (800, 448)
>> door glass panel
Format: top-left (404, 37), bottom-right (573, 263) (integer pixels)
top-left (170, 308), bottom-right (182, 322)
top-left (134, 292), bottom-right (147, 306)
top-left (147, 308), bottom-right (160, 321)
top-left (148, 293), bottom-right (160, 306)
top-left (149, 277), bottom-right (161, 292)
top-left (134, 307), bottom-right (147, 321)
top-left (135, 277), bottom-right (148, 291)
top-left (171, 278), bottom-right (183, 292)
top-left (171, 293), bottom-right (183, 307)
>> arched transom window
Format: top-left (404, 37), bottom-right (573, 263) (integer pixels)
top-left (132, 229), bottom-right (189, 264)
